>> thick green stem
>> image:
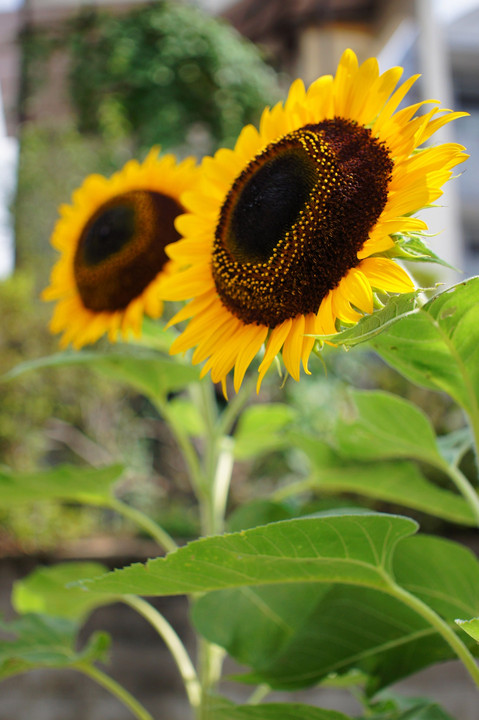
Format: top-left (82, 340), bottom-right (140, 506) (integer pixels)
top-left (466, 407), bottom-right (479, 477)
top-left (196, 639), bottom-right (225, 720)
top-left (124, 595), bottom-right (202, 710)
top-left (386, 580), bottom-right (479, 688)
top-left (439, 460), bottom-right (479, 528)
top-left (76, 662), bottom-right (154, 720)
top-left (155, 395), bottom-right (203, 496)
top-left (211, 435), bottom-right (235, 535)
top-left (247, 684), bottom-right (270, 705)
top-left (109, 497), bottom-right (178, 554)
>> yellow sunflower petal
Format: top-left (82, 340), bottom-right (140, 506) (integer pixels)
top-left (316, 292), bottom-right (337, 335)
top-left (340, 268), bottom-right (374, 314)
top-left (333, 48), bottom-right (359, 116)
top-left (360, 257), bottom-right (415, 293)
top-left (372, 74), bottom-right (420, 135)
top-left (331, 286), bottom-right (362, 323)
top-left (234, 323), bottom-right (269, 393)
top-left (257, 319), bottom-right (292, 391)
top-left (282, 314), bottom-right (306, 381)
top-left (301, 313), bottom-right (317, 374)
top-left (159, 263), bottom-right (213, 300)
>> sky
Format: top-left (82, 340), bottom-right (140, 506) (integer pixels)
top-left (0, 0), bottom-right (22, 10)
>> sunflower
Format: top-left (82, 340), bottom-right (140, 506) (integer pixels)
top-left (159, 49), bottom-right (468, 394)
top-left (42, 148), bottom-right (199, 348)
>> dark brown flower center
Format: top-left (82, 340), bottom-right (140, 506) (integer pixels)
top-left (212, 118), bottom-right (393, 327)
top-left (74, 190), bottom-right (182, 312)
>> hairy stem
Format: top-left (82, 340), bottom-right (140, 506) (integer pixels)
top-left (109, 497), bottom-right (178, 554)
top-left (387, 580), bottom-right (479, 688)
top-left (124, 595), bottom-right (202, 710)
top-left (155, 395), bottom-right (203, 496)
top-left (440, 460), bottom-right (479, 527)
top-left (76, 662), bottom-right (154, 720)
top-left (247, 684), bottom-right (271, 705)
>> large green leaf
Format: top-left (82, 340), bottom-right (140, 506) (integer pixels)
top-left (3, 345), bottom-right (200, 400)
top-left (292, 435), bottom-right (474, 526)
top-left (370, 278), bottom-right (479, 418)
top-left (0, 464), bottom-right (124, 506)
top-left (334, 391), bottom-right (444, 468)
top-left (193, 534), bottom-right (479, 694)
top-left (0, 614), bottom-right (109, 679)
top-left (12, 562), bottom-right (113, 622)
top-left (78, 513), bottom-right (417, 596)
top-left (194, 584), bottom-right (460, 694)
top-left (192, 584), bottom-right (327, 670)
top-left (212, 704), bottom-right (351, 720)
top-left (393, 534), bottom-right (479, 621)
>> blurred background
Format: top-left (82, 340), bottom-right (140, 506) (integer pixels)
top-left (1, 0), bottom-right (477, 539)
top-left (0, 0), bottom-right (478, 582)
top-left (0, 2), bottom-right (478, 717)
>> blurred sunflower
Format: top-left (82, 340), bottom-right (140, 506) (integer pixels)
top-left (43, 149), bottom-right (199, 348)
top-left (159, 49), bottom-right (468, 394)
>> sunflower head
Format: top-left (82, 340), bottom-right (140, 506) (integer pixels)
top-left (160, 49), bottom-right (468, 394)
top-left (42, 148), bottom-right (200, 348)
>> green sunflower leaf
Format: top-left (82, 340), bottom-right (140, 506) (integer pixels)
top-left (370, 277), bottom-right (479, 419)
top-left (288, 434), bottom-right (474, 525)
top-left (227, 499), bottom-right (294, 532)
top-left (362, 698), bottom-right (455, 720)
top-left (167, 397), bottom-right (205, 437)
top-left (455, 617), bottom-right (479, 643)
top-left (192, 534), bottom-right (479, 694)
top-left (234, 403), bottom-right (298, 459)
top-left (76, 513), bottom-right (417, 596)
top-left (211, 703), bottom-right (351, 720)
top-left (0, 463), bottom-right (124, 506)
top-left (0, 613), bottom-right (110, 680)
top-left (436, 427), bottom-right (474, 468)
top-left (3, 345), bottom-right (200, 400)
top-left (389, 235), bottom-right (459, 271)
top-left (313, 291), bottom-right (422, 348)
top-left (12, 562), bottom-right (112, 622)
top-left (334, 390), bottom-right (445, 468)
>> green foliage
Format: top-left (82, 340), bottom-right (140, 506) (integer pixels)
top-left (3, 258), bottom-right (479, 715)
top-left (314, 291), bottom-right (422, 348)
top-left (192, 532), bottom-right (479, 693)
top-left (0, 464), bottom-right (123, 506)
top-left (334, 390), bottom-right (445, 467)
top-left (12, 562), bottom-right (110, 621)
top-left (77, 513), bottom-right (417, 596)
top-left (212, 705), bottom-right (351, 720)
top-left (0, 613), bottom-right (110, 680)
top-left (289, 435), bottom-right (475, 525)
top-left (67, 2), bottom-right (281, 152)
top-left (5, 344), bottom-right (200, 403)
top-left (234, 403), bottom-right (298, 460)
top-left (456, 617), bottom-right (479, 643)
top-left (370, 278), bottom-right (479, 417)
